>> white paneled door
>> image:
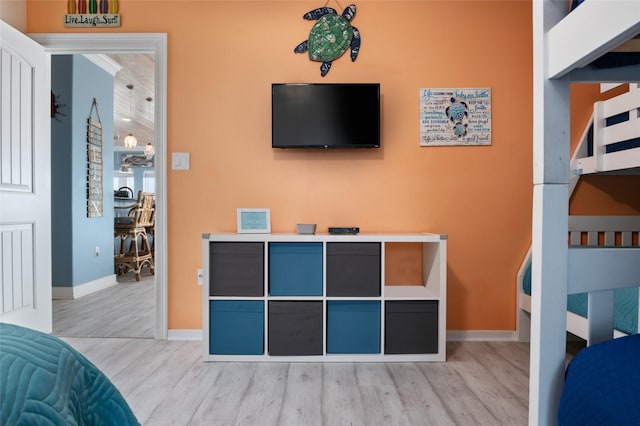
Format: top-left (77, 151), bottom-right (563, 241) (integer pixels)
top-left (0, 21), bottom-right (52, 332)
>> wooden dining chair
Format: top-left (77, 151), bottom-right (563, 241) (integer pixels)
top-left (114, 191), bottom-right (155, 281)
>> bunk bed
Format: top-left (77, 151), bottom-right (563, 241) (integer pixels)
top-left (530, 1), bottom-right (640, 425)
top-left (519, 83), bottom-right (640, 344)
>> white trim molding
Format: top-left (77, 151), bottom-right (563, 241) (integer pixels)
top-left (83, 54), bottom-right (122, 76)
top-left (168, 329), bottom-right (203, 341)
top-left (29, 32), bottom-right (168, 340)
top-left (52, 274), bottom-right (117, 299)
top-left (447, 330), bottom-right (518, 342)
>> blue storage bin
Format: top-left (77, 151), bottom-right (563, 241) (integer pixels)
top-left (210, 300), bottom-right (264, 355)
top-left (269, 242), bottom-right (323, 296)
top-left (327, 301), bottom-right (381, 354)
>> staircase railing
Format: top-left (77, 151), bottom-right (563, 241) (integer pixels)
top-left (571, 83), bottom-right (640, 175)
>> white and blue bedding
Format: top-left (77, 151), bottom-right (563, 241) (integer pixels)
top-left (522, 261), bottom-right (639, 335)
top-left (0, 323), bottom-right (139, 425)
top-left (558, 333), bottom-right (640, 425)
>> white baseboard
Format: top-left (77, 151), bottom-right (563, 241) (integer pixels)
top-left (447, 330), bottom-right (518, 342)
top-left (52, 274), bottom-right (117, 299)
top-left (167, 329), bottom-right (203, 341)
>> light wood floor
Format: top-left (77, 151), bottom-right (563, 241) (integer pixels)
top-left (62, 337), bottom-right (531, 426)
top-left (55, 270), bottom-right (532, 424)
top-left (53, 271), bottom-right (155, 338)
top-left (52, 272), bottom-right (588, 425)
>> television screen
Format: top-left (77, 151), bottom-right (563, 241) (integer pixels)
top-left (272, 83), bottom-right (380, 149)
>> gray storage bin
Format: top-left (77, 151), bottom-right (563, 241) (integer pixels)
top-left (326, 242), bottom-right (381, 296)
top-left (209, 242), bottom-right (264, 296)
top-left (268, 301), bottom-right (323, 355)
top-left (385, 300), bottom-right (438, 354)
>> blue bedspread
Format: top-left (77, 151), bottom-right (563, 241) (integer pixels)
top-left (558, 333), bottom-right (640, 425)
top-left (0, 323), bottom-right (139, 425)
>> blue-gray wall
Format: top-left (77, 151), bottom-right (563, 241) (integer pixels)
top-left (52, 55), bottom-right (115, 287)
top-left (51, 56), bottom-right (73, 286)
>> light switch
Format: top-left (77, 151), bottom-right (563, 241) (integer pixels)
top-left (172, 152), bottom-right (190, 170)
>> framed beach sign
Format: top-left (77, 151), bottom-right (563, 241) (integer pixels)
top-left (419, 88), bottom-right (492, 146)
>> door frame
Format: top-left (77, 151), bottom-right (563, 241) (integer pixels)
top-left (30, 33), bottom-right (168, 339)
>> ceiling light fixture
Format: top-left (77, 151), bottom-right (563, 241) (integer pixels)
top-left (143, 96), bottom-right (155, 157)
top-left (123, 84), bottom-right (133, 122)
top-left (144, 142), bottom-right (155, 157)
top-left (123, 84), bottom-right (137, 150)
top-left (124, 133), bottom-right (137, 150)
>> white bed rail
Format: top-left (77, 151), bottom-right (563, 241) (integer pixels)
top-left (547, 0), bottom-right (640, 79)
top-left (572, 83), bottom-right (640, 175)
top-left (518, 216), bottom-right (640, 343)
top-left (568, 247), bottom-right (640, 344)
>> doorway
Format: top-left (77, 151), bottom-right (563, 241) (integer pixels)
top-left (31, 33), bottom-right (168, 339)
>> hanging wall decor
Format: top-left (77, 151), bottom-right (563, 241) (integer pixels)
top-left (419, 88), bottom-right (492, 146)
top-left (64, 0), bottom-right (120, 27)
top-left (294, 3), bottom-right (360, 77)
top-left (87, 98), bottom-right (104, 218)
top-left (51, 91), bottom-right (66, 121)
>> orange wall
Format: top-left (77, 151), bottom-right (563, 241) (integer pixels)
top-left (28, 0), bottom-right (535, 331)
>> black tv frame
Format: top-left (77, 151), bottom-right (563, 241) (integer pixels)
top-left (271, 83), bottom-right (381, 149)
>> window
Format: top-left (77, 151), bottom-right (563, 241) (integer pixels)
top-left (143, 171), bottom-right (155, 193)
top-left (114, 174), bottom-right (134, 194)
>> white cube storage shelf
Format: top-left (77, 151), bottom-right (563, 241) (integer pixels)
top-left (202, 233), bottom-right (447, 362)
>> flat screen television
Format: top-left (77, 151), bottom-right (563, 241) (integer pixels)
top-left (272, 83), bottom-right (380, 149)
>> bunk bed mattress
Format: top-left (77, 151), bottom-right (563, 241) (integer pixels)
top-left (522, 262), bottom-right (639, 335)
top-left (558, 333), bottom-right (640, 425)
top-left (0, 322), bottom-right (139, 425)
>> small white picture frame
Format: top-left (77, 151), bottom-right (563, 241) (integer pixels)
top-left (237, 208), bottom-right (271, 234)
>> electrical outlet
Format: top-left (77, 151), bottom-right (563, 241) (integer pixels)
top-left (95, 246), bottom-right (100, 256)
top-left (197, 268), bottom-right (204, 286)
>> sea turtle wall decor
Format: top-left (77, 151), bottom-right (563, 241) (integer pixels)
top-left (445, 97), bottom-right (469, 138)
top-left (294, 4), bottom-right (361, 77)
top-left (445, 97), bottom-right (469, 123)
